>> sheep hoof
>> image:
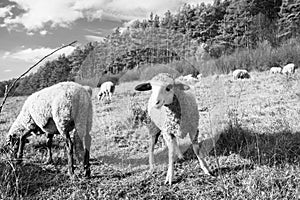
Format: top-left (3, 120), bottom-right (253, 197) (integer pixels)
top-left (164, 177), bottom-right (172, 185)
top-left (149, 167), bottom-right (154, 173)
top-left (84, 169), bottom-right (91, 178)
top-left (164, 172), bottom-right (173, 185)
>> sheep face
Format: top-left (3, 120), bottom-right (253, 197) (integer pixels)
top-left (150, 83), bottom-right (175, 108)
top-left (135, 73), bottom-right (190, 109)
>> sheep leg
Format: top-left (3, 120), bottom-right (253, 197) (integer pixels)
top-left (83, 134), bottom-right (91, 178)
top-left (16, 130), bottom-right (31, 164)
top-left (148, 121), bottom-right (161, 171)
top-left (65, 132), bottom-right (74, 177)
top-left (192, 143), bottom-right (211, 175)
top-left (45, 134), bottom-right (54, 164)
top-left (149, 131), bottom-right (160, 171)
top-left (174, 138), bottom-right (184, 160)
top-left (162, 133), bottom-right (175, 185)
top-left (108, 91), bottom-right (112, 101)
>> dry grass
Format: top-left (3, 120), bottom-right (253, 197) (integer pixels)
top-left (1, 72), bottom-right (300, 199)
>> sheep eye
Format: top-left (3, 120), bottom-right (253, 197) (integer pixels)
top-left (166, 86), bottom-right (172, 92)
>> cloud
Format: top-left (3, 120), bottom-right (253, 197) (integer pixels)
top-left (2, 46), bottom-right (75, 62)
top-left (0, 5), bottom-right (13, 18)
top-left (3, 0), bottom-right (213, 32)
top-left (4, 0), bottom-right (83, 31)
top-left (4, 69), bottom-right (12, 72)
top-left (85, 35), bottom-right (105, 42)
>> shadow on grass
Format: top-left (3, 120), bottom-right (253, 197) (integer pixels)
top-left (0, 161), bottom-right (68, 199)
top-left (88, 125), bottom-right (300, 179)
top-left (213, 126), bottom-right (300, 166)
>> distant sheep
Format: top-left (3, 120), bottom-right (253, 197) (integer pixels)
top-left (135, 73), bottom-right (211, 185)
top-left (282, 63), bottom-right (295, 75)
top-left (177, 74), bottom-right (200, 85)
top-left (270, 67), bottom-right (282, 74)
top-left (197, 73), bottom-right (202, 79)
top-left (6, 82), bottom-right (93, 178)
top-left (97, 81), bottom-right (115, 102)
top-left (233, 69), bottom-right (250, 79)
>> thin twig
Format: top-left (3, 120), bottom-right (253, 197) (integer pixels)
top-left (0, 41), bottom-right (77, 113)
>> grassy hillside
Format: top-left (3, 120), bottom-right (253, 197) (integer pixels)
top-left (0, 71), bottom-right (300, 199)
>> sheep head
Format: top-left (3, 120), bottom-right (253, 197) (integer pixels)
top-left (135, 73), bottom-right (190, 109)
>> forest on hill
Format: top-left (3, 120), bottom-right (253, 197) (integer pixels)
top-left (1, 0), bottom-right (300, 96)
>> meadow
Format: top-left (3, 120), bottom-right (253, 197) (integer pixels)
top-left (1, 70), bottom-right (300, 199)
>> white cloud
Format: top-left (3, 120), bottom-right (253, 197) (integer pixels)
top-left (3, 0), bottom-right (213, 32)
top-left (4, 0), bottom-right (83, 31)
top-left (85, 35), bottom-right (105, 42)
top-left (4, 69), bottom-right (12, 72)
top-left (0, 5), bottom-right (13, 18)
top-left (2, 46), bottom-right (75, 62)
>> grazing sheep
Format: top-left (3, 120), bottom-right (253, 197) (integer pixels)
top-left (177, 74), bottom-right (199, 85)
top-left (82, 85), bottom-right (93, 96)
top-left (270, 67), bottom-right (282, 74)
top-left (6, 82), bottom-right (93, 178)
top-left (232, 69), bottom-right (250, 79)
top-left (97, 81), bottom-right (115, 102)
top-left (197, 73), bottom-right (202, 79)
top-left (135, 73), bottom-right (211, 185)
top-left (282, 63), bottom-right (295, 75)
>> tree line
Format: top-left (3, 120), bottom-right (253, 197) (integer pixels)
top-left (1, 0), bottom-right (299, 96)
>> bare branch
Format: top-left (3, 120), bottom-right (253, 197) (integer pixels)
top-left (0, 41), bottom-right (77, 114)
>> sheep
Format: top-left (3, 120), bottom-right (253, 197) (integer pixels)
top-left (97, 81), bottom-right (115, 102)
top-left (282, 63), bottom-right (295, 75)
top-left (5, 81), bottom-right (93, 178)
top-left (270, 67), bottom-right (282, 74)
top-left (177, 74), bottom-right (199, 85)
top-left (134, 73), bottom-right (211, 185)
top-left (82, 85), bottom-right (93, 96)
top-left (197, 73), bottom-right (202, 79)
top-left (232, 69), bottom-right (250, 79)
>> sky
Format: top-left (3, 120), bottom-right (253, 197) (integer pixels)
top-left (0, 0), bottom-right (213, 81)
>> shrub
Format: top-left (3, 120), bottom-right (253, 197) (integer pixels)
top-left (127, 100), bottom-right (149, 128)
top-left (75, 77), bottom-right (99, 87)
top-left (119, 69), bottom-right (140, 83)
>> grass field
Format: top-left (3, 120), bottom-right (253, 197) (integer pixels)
top-left (1, 71), bottom-right (300, 199)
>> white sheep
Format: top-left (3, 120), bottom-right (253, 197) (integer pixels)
top-left (232, 69), bottom-right (250, 79)
top-left (6, 81), bottom-right (93, 178)
top-left (97, 81), bottom-right (115, 102)
top-left (177, 74), bottom-right (199, 85)
top-left (197, 73), bottom-right (202, 79)
top-left (82, 85), bottom-right (93, 96)
top-left (270, 67), bottom-right (282, 74)
top-left (134, 73), bottom-right (211, 185)
top-left (282, 63), bottom-right (295, 75)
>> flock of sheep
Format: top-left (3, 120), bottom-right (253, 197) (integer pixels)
top-left (3, 62), bottom-right (297, 185)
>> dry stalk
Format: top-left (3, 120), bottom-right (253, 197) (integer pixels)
top-left (0, 41), bottom-right (77, 114)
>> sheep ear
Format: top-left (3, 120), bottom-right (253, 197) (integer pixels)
top-left (135, 83), bottom-right (152, 91)
top-left (174, 82), bottom-right (190, 90)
